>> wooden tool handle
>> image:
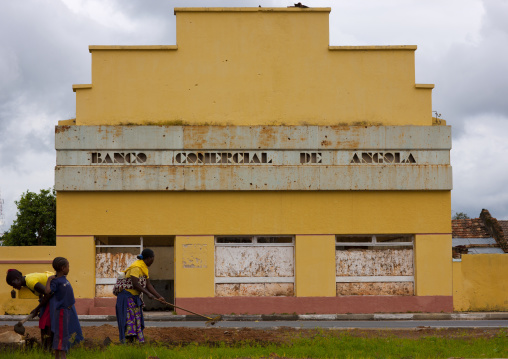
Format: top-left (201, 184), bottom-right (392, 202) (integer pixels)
top-left (154, 297), bottom-right (213, 320)
top-left (19, 311), bottom-right (36, 325)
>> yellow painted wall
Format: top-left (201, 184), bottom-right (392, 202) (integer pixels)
top-left (75, 8), bottom-right (432, 126)
top-left (174, 236), bottom-right (215, 298)
top-left (453, 254), bottom-right (508, 311)
top-left (57, 191), bottom-right (451, 236)
top-left (295, 235), bottom-right (336, 297)
top-left (55, 236), bottom-right (96, 299)
top-left (414, 234), bottom-right (452, 296)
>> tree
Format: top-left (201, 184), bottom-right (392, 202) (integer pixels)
top-left (453, 212), bottom-right (470, 220)
top-left (1, 188), bottom-right (56, 246)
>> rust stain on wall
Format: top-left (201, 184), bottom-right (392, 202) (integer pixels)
top-left (183, 244), bottom-right (208, 268)
top-left (215, 247), bottom-right (294, 277)
top-left (336, 249), bottom-right (413, 276)
top-left (336, 282), bottom-right (414, 296)
top-left (55, 126), bottom-right (71, 134)
top-left (216, 283), bottom-right (294, 297)
top-left (95, 252), bottom-right (137, 278)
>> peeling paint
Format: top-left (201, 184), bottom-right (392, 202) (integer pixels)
top-left (216, 283), bottom-right (294, 297)
top-left (95, 284), bottom-right (115, 297)
top-left (96, 252), bottom-right (137, 278)
top-left (336, 282), bottom-right (414, 296)
top-left (183, 244), bottom-right (208, 268)
top-left (216, 247), bottom-right (293, 277)
top-left (336, 249), bottom-right (413, 276)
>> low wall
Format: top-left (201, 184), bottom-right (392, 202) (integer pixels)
top-left (175, 296), bottom-right (453, 315)
top-left (0, 236), bottom-right (95, 315)
top-left (453, 254), bottom-right (508, 311)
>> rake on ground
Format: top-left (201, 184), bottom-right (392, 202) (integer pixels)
top-left (154, 297), bottom-right (222, 326)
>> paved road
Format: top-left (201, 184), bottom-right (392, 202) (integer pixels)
top-left (3, 320), bottom-right (508, 329)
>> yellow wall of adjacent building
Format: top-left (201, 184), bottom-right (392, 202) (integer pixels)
top-left (74, 8), bottom-right (432, 126)
top-left (414, 234), bottom-right (452, 296)
top-left (295, 235), bottom-right (336, 297)
top-left (57, 191), bottom-right (451, 236)
top-left (55, 236), bottom-right (96, 299)
top-left (0, 236), bottom-right (95, 314)
top-left (453, 254), bottom-right (508, 311)
top-left (174, 236), bottom-right (215, 298)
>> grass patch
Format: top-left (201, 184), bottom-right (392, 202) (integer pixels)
top-left (1, 331), bottom-right (506, 358)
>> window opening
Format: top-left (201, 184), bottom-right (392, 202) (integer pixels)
top-left (214, 235), bottom-right (295, 297)
top-left (335, 234), bottom-right (414, 296)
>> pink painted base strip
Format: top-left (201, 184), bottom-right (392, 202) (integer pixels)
top-left (74, 299), bottom-right (94, 315)
top-left (175, 296), bottom-right (453, 315)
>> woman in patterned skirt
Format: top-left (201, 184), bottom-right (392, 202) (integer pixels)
top-left (115, 248), bottom-right (164, 343)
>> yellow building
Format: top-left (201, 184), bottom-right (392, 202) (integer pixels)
top-left (2, 7), bottom-right (454, 314)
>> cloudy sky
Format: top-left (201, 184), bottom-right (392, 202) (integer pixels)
top-left (1, 0), bottom-right (507, 232)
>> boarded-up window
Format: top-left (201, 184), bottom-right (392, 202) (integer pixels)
top-left (215, 236), bottom-right (294, 297)
top-left (336, 235), bottom-right (414, 296)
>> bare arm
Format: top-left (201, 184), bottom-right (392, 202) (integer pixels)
top-left (146, 278), bottom-right (163, 300)
top-left (45, 275), bottom-right (55, 295)
top-left (33, 283), bottom-right (46, 296)
top-left (27, 281), bottom-right (52, 316)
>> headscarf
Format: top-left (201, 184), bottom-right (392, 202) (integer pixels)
top-left (137, 248), bottom-right (154, 260)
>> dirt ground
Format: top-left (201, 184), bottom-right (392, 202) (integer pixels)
top-left (0, 324), bottom-right (505, 349)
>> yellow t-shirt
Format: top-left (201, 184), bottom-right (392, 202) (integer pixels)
top-left (124, 259), bottom-right (149, 296)
top-left (25, 271), bottom-right (54, 295)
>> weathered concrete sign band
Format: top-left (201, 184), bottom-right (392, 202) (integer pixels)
top-left (78, 150), bottom-right (444, 166)
top-left (55, 125), bottom-right (452, 191)
top-left (55, 165), bottom-right (452, 191)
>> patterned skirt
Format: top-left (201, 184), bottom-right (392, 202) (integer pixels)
top-left (125, 297), bottom-right (145, 342)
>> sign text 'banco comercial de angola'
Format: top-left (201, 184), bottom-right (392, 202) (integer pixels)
top-left (90, 151), bottom-right (417, 165)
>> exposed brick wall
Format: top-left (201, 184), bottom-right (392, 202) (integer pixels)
top-left (480, 209), bottom-right (508, 253)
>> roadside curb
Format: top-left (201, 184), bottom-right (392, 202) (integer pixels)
top-left (1, 312), bottom-right (507, 322)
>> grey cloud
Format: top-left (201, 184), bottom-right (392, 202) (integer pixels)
top-left (1, 0), bottom-right (507, 229)
top-left (430, 1), bottom-right (508, 135)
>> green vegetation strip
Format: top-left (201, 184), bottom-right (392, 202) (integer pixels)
top-left (1, 332), bottom-right (507, 358)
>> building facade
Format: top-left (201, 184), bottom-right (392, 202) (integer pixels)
top-left (3, 7), bottom-right (455, 315)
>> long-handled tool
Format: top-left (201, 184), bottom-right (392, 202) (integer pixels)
top-left (154, 297), bottom-right (222, 325)
top-left (13, 310), bottom-right (37, 335)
